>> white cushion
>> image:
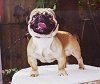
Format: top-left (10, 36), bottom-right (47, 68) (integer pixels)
top-left (11, 64), bottom-right (100, 84)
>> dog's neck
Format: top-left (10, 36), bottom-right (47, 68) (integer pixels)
top-left (32, 36), bottom-right (54, 49)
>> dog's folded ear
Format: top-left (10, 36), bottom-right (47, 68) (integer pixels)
top-left (26, 15), bottom-right (30, 24)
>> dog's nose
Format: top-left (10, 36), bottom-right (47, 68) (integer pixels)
top-left (38, 14), bottom-right (44, 19)
top-left (38, 15), bottom-right (42, 18)
top-left (38, 14), bottom-right (45, 22)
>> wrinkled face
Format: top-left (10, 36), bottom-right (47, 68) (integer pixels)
top-left (28, 8), bottom-right (58, 37)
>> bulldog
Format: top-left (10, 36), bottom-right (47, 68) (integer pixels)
top-left (27, 8), bottom-right (84, 77)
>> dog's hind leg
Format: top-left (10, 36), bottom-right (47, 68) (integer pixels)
top-left (66, 38), bottom-right (85, 69)
top-left (71, 50), bottom-right (85, 69)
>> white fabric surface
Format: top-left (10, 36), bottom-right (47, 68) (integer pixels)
top-left (11, 64), bottom-right (100, 84)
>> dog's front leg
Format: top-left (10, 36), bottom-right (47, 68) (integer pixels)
top-left (58, 53), bottom-right (67, 76)
top-left (28, 56), bottom-right (39, 77)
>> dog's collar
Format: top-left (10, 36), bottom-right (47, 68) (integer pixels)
top-left (35, 36), bottom-right (41, 38)
top-left (34, 36), bottom-right (52, 38)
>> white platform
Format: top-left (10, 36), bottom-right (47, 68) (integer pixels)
top-left (11, 65), bottom-right (100, 84)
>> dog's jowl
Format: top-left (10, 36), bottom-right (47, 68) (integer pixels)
top-left (27, 8), bottom-right (85, 77)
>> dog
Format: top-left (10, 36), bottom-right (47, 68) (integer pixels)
top-left (27, 8), bottom-right (85, 77)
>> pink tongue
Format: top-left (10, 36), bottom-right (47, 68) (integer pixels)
top-left (38, 22), bottom-right (46, 29)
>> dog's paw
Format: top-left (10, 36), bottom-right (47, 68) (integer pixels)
top-left (58, 70), bottom-right (67, 76)
top-left (79, 64), bottom-right (85, 70)
top-left (31, 71), bottom-right (39, 77)
top-left (79, 66), bottom-right (85, 70)
top-left (31, 74), bottom-right (39, 77)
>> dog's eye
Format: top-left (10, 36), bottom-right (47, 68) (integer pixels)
top-left (48, 15), bottom-right (52, 18)
top-left (44, 13), bottom-right (52, 18)
top-left (33, 13), bottom-right (39, 18)
top-left (47, 14), bottom-right (52, 18)
top-left (33, 15), bottom-right (37, 18)
top-left (36, 13), bottom-right (39, 15)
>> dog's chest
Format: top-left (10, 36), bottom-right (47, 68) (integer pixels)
top-left (33, 37), bottom-right (56, 62)
top-left (33, 37), bottom-right (53, 49)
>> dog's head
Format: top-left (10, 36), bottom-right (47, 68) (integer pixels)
top-left (27, 8), bottom-right (59, 37)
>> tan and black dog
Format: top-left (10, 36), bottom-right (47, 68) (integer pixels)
top-left (27, 8), bottom-right (85, 77)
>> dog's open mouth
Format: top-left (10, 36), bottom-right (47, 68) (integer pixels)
top-left (30, 13), bottom-right (56, 34)
top-left (37, 22), bottom-right (47, 30)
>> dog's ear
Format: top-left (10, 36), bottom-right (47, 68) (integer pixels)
top-left (26, 15), bottom-right (30, 24)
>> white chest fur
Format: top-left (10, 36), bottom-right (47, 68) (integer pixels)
top-left (32, 37), bottom-right (56, 62)
top-left (33, 37), bottom-right (53, 49)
